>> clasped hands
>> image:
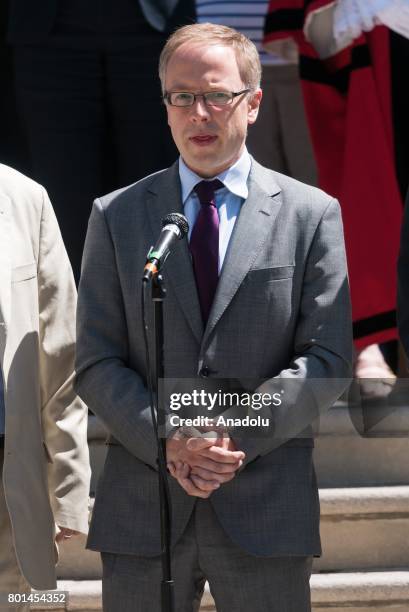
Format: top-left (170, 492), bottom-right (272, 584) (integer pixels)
top-left (166, 426), bottom-right (245, 498)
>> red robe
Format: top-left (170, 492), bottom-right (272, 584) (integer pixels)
top-left (264, 0), bottom-right (402, 348)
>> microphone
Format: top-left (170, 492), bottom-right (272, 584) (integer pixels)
top-left (143, 213), bottom-right (189, 282)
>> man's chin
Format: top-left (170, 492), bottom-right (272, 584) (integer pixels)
top-left (187, 162), bottom-right (222, 178)
top-left (183, 152), bottom-right (222, 175)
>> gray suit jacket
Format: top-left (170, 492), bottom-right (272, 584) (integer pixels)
top-left (75, 158), bottom-right (352, 557)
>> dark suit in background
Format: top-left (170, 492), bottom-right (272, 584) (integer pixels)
top-left (398, 190), bottom-right (409, 359)
top-left (8, 0), bottom-right (196, 282)
top-left (0, 0), bottom-right (27, 173)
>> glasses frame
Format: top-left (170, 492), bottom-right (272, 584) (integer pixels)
top-left (163, 89), bottom-right (251, 107)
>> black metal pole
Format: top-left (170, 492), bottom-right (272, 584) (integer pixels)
top-left (151, 274), bottom-right (175, 612)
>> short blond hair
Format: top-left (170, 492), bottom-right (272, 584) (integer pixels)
top-left (159, 23), bottom-right (262, 94)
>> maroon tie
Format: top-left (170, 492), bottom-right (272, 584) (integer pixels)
top-left (189, 179), bottom-right (223, 324)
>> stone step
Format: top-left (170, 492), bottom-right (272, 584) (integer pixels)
top-left (56, 486), bottom-right (409, 579)
top-left (57, 534), bottom-right (102, 580)
top-left (88, 399), bottom-right (409, 492)
top-left (310, 571), bottom-right (409, 612)
top-left (316, 486), bottom-right (409, 571)
top-left (30, 572), bottom-right (409, 611)
top-left (314, 401), bottom-right (409, 487)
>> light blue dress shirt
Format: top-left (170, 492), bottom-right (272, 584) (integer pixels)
top-left (178, 148), bottom-right (252, 273)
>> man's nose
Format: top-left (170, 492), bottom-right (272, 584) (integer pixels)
top-left (190, 97), bottom-right (211, 121)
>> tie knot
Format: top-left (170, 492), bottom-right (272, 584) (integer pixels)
top-left (194, 179), bottom-right (223, 205)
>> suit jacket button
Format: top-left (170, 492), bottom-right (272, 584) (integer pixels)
top-left (200, 366), bottom-right (210, 378)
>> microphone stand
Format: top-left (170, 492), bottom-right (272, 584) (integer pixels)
top-left (151, 273), bottom-right (175, 612)
top-left (142, 213), bottom-right (188, 612)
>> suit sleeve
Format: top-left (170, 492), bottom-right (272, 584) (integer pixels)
top-left (75, 198), bottom-right (159, 469)
top-left (38, 189), bottom-right (90, 533)
top-left (230, 198), bottom-right (353, 464)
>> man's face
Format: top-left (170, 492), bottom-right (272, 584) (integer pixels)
top-left (164, 42), bottom-right (262, 178)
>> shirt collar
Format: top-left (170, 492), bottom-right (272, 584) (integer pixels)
top-left (178, 148), bottom-right (251, 204)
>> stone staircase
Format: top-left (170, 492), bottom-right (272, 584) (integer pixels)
top-left (44, 396), bottom-right (409, 611)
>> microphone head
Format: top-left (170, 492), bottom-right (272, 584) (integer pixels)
top-left (162, 213), bottom-right (189, 239)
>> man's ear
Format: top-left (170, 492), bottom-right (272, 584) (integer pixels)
top-left (248, 89), bottom-right (262, 125)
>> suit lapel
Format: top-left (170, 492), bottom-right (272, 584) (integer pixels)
top-left (146, 163), bottom-right (203, 343)
top-left (201, 161), bottom-right (282, 349)
top-left (0, 194), bottom-right (12, 350)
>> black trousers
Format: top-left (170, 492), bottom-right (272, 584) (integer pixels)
top-left (13, 1), bottom-right (179, 281)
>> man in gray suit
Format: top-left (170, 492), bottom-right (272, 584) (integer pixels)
top-left (76, 23), bottom-right (352, 612)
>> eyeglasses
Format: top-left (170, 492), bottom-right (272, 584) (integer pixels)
top-left (163, 89), bottom-right (251, 107)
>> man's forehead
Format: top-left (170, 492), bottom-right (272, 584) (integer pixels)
top-left (167, 41), bottom-right (238, 68)
top-left (165, 42), bottom-right (241, 86)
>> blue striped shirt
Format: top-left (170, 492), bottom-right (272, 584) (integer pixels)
top-left (196, 0), bottom-right (288, 65)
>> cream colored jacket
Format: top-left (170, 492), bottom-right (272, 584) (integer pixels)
top-left (0, 164), bottom-right (90, 590)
